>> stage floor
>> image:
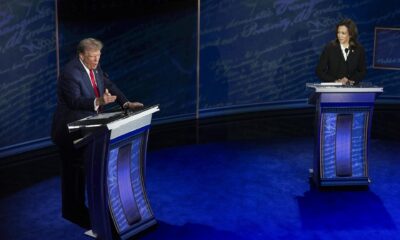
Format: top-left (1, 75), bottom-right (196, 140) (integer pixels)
top-left (1, 137), bottom-right (399, 240)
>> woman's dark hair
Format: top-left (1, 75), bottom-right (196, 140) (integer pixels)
top-left (335, 18), bottom-right (359, 47)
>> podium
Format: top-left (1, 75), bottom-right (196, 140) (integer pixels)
top-left (68, 105), bottom-right (159, 239)
top-left (307, 83), bottom-right (383, 187)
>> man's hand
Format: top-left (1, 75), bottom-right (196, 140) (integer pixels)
top-left (123, 101), bottom-right (144, 110)
top-left (96, 88), bottom-right (117, 106)
top-left (335, 77), bottom-right (350, 85)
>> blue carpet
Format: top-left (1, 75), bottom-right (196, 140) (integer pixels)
top-left (1, 137), bottom-right (399, 239)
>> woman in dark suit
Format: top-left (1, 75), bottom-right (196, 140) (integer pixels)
top-left (316, 19), bottom-right (366, 85)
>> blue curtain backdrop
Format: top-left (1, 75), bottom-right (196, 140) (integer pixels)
top-left (1, 0), bottom-right (400, 154)
top-left (200, 0), bottom-right (400, 116)
top-left (0, 0), bottom-right (57, 149)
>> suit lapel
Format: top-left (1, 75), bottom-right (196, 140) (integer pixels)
top-left (76, 58), bottom-right (97, 97)
top-left (336, 44), bottom-right (347, 62)
top-left (347, 47), bottom-right (355, 64)
top-left (80, 66), bottom-right (96, 98)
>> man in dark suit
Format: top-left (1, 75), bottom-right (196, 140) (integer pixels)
top-left (51, 38), bottom-right (143, 228)
top-left (316, 19), bottom-right (366, 85)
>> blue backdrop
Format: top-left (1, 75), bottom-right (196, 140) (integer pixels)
top-left (0, 0), bottom-right (57, 151)
top-left (1, 0), bottom-right (400, 155)
top-left (200, 0), bottom-right (400, 116)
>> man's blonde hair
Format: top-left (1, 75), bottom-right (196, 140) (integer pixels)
top-left (77, 38), bottom-right (103, 54)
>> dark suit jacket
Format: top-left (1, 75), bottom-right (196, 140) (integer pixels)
top-left (51, 57), bottom-right (129, 146)
top-left (316, 41), bottom-right (366, 84)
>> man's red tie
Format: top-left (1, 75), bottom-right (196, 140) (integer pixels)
top-left (89, 69), bottom-right (100, 97)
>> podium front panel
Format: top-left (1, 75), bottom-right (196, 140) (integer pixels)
top-left (320, 111), bottom-right (368, 180)
top-left (107, 126), bottom-right (155, 238)
top-left (306, 84), bottom-right (382, 186)
top-left (67, 106), bottom-right (159, 239)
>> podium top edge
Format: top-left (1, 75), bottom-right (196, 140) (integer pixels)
top-left (67, 105), bottom-right (160, 130)
top-left (306, 83), bottom-right (383, 93)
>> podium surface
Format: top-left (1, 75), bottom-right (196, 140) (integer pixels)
top-left (307, 83), bottom-right (383, 187)
top-left (68, 105), bottom-right (159, 239)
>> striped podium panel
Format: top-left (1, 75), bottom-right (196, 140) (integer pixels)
top-left (307, 84), bottom-right (382, 187)
top-left (68, 105), bottom-right (159, 239)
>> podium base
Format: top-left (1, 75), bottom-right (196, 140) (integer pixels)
top-left (308, 169), bottom-right (370, 187)
top-left (84, 230), bottom-right (97, 238)
top-left (319, 177), bottom-right (370, 187)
